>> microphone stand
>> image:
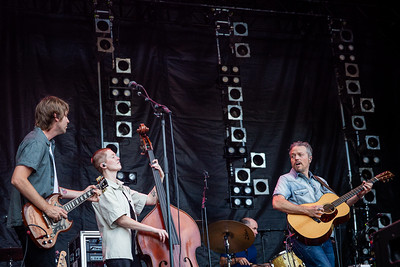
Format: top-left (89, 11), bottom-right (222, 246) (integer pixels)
top-left (132, 82), bottom-right (175, 267)
top-left (201, 170), bottom-right (212, 267)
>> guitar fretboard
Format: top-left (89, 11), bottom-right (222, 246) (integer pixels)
top-left (331, 176), bottom-right (379, 207)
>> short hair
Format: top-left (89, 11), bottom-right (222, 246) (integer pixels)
top-left (241, 217), bottom-right (255, 226)
top-left (289, 141), bottom-right (313, 157)
top-left (35, 96), bottom-right (69, 131)
top-left (91, 148), bottom-right (110, 174)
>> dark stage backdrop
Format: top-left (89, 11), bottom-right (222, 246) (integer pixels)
top-left (1, 1), bottom-right (399, 266)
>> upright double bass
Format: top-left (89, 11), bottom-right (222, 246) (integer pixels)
top-left (136, 123), bottom-right (201, 266)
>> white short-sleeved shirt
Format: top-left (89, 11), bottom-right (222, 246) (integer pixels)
top-left (92, 178), bottom-right (147, 260)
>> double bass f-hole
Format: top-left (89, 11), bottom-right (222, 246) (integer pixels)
top-left (136, 123), bottom-right (201, 267)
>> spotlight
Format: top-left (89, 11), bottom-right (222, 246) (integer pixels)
top-left (359, 167), bottom-right (374, 181)
top-left (95, 18), bottom-right (111, 33)
top-left (253, 179), bottom-right (269, 195)
top-left (361, 154), bottom-right (381, 166)
top-left (224, 144), bottom-right (247, 159)
top-left (351, 115), bottom-right (366, 130)
top-left (103, 142), bottom-right (119, 157)
top-left (346, 80), bottom-right (361, 94)
top-left (227, 105), bottom-right (243, 120)
top-left (363, 189), bottom-right (376, 204)
top-left (345, 63), bottom-right (359, 77)
top-left (233, 22), bottom-right (248, 36)
top-left (228, 87), bottom-right (243, 102)
top-left (116, 58), bottom-right (131, 73)
top-left (360, 98), bottom-right (375, 113)
top-left (97, 37), bottom-right (114, 53)
top-left (366, 135), bottom-right (380, 150)
top-left (340, 29), bottom-right (353, 42)
top-left (235, 43), bottom-right (250, 58)
top-left (230, 196), bottom-right (254, 209)
top-left (378, 213), bottom-right (392, 229)
top-left (116, 121), bottom-right (132, 137)
top-left (218, 65), bottom-right (241, 86)
top-left (115, 101), bottom-right (131, 116)
top-left (230, 127), bottom-right (246, 143)
top-left (365, 226), bottom-right (378, 241)
top-left (249, 152), bottom-right (266, 168)
top-left (231, 184), bottom-right (253, 196)
top-left (117, 171), bottom-right (137, 185)
top-left (234, 168), bottom-right (251, 184)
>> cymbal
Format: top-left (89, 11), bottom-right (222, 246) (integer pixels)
top-left (0, 247), bottom-right (23, 262)
top-left (204, 220), bottom-right (255, 254)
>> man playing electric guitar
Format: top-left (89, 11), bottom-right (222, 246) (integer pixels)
top-left (272, 141), bottom-right (372, 267)
top-left (7, 96), bottom-right (102, 267)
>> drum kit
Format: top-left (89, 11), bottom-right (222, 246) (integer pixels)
top-left (202, 220), bottom-right (305, 267)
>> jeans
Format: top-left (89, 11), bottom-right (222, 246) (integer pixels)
top-left (291, 238), bottom-right (335, 267)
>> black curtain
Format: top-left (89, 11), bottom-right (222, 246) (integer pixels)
top-left (1, 1), bottom-right (399, 266)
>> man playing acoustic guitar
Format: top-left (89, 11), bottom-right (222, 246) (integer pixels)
top-left (272, 141), bottom-right (372, 267)
top-left (7, 96), bottom-right (102, 267)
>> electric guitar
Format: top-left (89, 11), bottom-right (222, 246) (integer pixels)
top-left (287, 170), bottom-right (394, 245)
top-left (22, 176), bottom-right (108, 249)
top-left (56, 250), bottom-right (67, 267)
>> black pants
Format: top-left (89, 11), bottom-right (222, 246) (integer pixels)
top-left (14, 225), bottom-right (56, 267)
top-left (105, 256), bottom-right (142, 267)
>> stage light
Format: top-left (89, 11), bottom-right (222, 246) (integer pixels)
top-left (224, 144), bottom-right (247, 159)
top-left (378, 213), bottom-right (392, 229)
top-left (253, 179), bottom-right (269, 195)
top-left (361, 154), bottom-right (381, 166)
top-left (103, 142), bottom-right (119, 157)
top-left (249, 152), bottom-right (266, 168)
top-left (365, 226), bottom-right (378, 242)
top-left (230, 196), bottom-right (254, 209)
top-left (218, 65), bottom-right (241, 86)
top-left (340, 29), bottom-right (353, 42)
top-left (360, 98), bottom-right (375, 113)
top-left (345, 63), bottom-right (359, 77)
top-left (230, 127), bottom-right (246, 143)
top-left (359, 167), bottom-right (374, 180)
top-left (116, 58), bottom-right (131, 73)
top-left (116, 121), bottom-right (132, 137)
top-left (228, 87), bottom-right (243, 102)
top-left (117, 171), bottom-right (137, 184)
top-left (351, 115), bottom-right (366, 130)
top-left (109, 75), bottom-right (133, 100)
top-left (346, 80), bottom-right (361, 94)
top-left (227, 105), bottom-right (243, 120)
top-left (115, 101), bottom-right (131, 116)
top-left (366, 135), bottom-right (380, 150)
top-left (235, 43), bottom-right (250, 58)
top-left (97, 37), bottom-right (114, 53)
top-left (233, 22), bottom-right (248, 36)
top-left (234, 168), bottom-right (250, 184)
top-left (363, 189), bottom-right (376, 204)
top-left (95, 18), bottom-right (111, 33)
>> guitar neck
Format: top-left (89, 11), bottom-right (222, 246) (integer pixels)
top-left (62, 188), bottom-right (96, 213)
top-left (333, 176), bottom-right (379, 206)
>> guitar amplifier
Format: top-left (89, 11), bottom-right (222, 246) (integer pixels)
top-left (68, 231), bottom-right (105, 267)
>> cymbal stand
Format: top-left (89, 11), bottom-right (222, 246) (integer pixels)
top-left (224, 234), bottom-right (233, 267)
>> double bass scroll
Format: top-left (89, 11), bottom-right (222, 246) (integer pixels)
top-left (136, 123), bottom-right (201, 267)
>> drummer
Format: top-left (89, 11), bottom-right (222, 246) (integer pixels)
top-left (219, 218), bottom-right (270, 267)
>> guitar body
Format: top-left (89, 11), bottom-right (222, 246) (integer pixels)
top-left (22, 194), bottom-right (73, 249)
top-left (287, 193), bottom-right (350, 245)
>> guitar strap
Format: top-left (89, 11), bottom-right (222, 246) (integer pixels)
top-left (122, 191), bottom-right (138, 257)
top-left (314, 175), bottom-right (336, 194)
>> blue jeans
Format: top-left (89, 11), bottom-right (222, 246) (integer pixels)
top-left (291, 238), bottom-right (335, 267)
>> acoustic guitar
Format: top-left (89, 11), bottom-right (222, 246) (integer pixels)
top-left (22, 176), bottom-right (108, 249)
top-left (287, 170), bottom-right (394, 245)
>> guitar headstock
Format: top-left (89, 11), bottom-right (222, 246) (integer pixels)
top-left (96, 176), bottom-right (109, 192)
top-left (375, 171), bottom-right (395, 183)
top-left (137, 123), bottom-right (153, 155)
top-left (56, 250), bottom-right (66, 267)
